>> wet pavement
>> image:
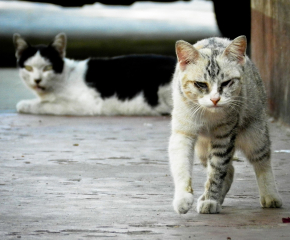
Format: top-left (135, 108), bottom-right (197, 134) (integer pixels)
top-left (1, 69), bottom-right (290, 239)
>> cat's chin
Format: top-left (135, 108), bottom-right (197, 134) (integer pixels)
top-left (206, 106), bottom-right (224, 113)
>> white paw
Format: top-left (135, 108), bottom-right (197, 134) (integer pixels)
top-left (16, 100), bottom-right (33, 113)
top-left (197, 196), bottom-right (221, 214)
top-left (260, 194), bottom-right (282, 208)
top-left (16, 99), bottom-right (39, 114)
top-left (173, 191), bottom-right (194, 214)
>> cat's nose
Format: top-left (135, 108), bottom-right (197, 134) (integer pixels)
top-left (210, 96), bottom-right (220, 106)
top-left (34, 79), bottom-right (41, 84)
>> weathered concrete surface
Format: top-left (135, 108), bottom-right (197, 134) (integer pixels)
top-left (251, 0), bottom-right (290, 127)
top-left (0, 114), bottom-right (290, 240)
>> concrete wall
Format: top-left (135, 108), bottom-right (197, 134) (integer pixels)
top-left (251, 0), bottom-right (290, 127)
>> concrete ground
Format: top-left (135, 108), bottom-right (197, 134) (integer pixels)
top-left (1, 69), bottom-right (290, 239)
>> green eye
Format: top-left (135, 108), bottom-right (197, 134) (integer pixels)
top-left (43, 65), bottom-right (53, 72)
top-left (194, 81), bottom-right (208, 89)
top-left (24, 66), bottom-right (33, 72)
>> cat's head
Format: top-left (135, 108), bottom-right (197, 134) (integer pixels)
top-left (13, 33), bottom-right (67, 95)
top-left (175, 36), bottom-right (247, 113)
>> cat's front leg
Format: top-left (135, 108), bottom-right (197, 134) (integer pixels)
top-left (169, 131), bottom-right (195, 214)
top-left (16, 99), bottom-right (42, 114)
top-left (17, 99), bottom-right (69, 115)
top-left (197, 129), bottom-right (236, 214)
top-left (197, 163), bottom-right (234, 214)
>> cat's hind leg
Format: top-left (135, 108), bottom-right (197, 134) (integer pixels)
top-left (237, 123), bottom-right (282, 208)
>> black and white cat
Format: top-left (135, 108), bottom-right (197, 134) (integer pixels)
top-left (13, 33), bottom-right (176, 115)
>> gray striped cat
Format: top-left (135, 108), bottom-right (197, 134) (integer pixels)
top-left (168, 36), bottom-right (282, 214)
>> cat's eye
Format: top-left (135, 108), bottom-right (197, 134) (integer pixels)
top-left (194, 81), bottom-right (208, 89)
top-left (221, 79), bottom-right (234, 88)
top-left (24, 66), bottom-right (33, 72)
top-left (43, 65), bottom-right (53, 72)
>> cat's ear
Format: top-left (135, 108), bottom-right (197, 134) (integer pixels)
top-left (13, 33), bottom-right (29, 60)
top-left (222, 36), bottom-right (247, 65)
top-left (176, 40), bottom-right (200, 71)
top-left (52, 33), bottom-right (66, 58)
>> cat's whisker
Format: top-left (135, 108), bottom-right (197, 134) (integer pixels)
top-left (190, 105), bottom-right (206, 123)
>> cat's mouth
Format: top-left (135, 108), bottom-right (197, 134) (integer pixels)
top-left (33, 85), bottom-right (46, 91)
top-left (208, 105), bottom-right (223, 108)
top-left (206, 105), bottom-right (224, 112)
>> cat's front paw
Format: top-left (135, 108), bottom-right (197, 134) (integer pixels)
top-left (173, 191), bottom-right (194, 214)
top-left (260, 194), bottom-right (282, 208)
top-left (197, 196), bottom-right (221, 214)
top-left (16, 99), bottom-right (39, 114)
top-left (17, 100), bottom-right (32, 113)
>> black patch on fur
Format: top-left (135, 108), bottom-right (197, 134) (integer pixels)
top-left (203, 38), bottom-right (226, 50)
top-left (222, 156), bottom-right (232, 165)
top-left (40, 45), bottom-right (64, 73)
top-left (219, 171), bottom-right (227, 180)
top-left (85, 54), bottom-right (176, 107)
top-left (17, 47), bottom-right (37, 68)
top-left (17, 44), bottom-right (64, 73)
top-left (206, 50), bottom-right (220, 80)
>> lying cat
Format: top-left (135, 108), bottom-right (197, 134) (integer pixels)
top-left (169, 36), bottom-right (282, 214)
top-left (13, 33), bottom-right (176, 115)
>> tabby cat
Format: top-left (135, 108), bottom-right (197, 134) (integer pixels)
top-left (168, 36), bottom-right (282, 214)
top-left (13, 33), bottom-right (175, 115)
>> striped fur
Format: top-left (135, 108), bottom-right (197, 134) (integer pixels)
top-left (169, 36), bottom-right (282, 214)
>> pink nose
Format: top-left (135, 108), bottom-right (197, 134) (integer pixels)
top-left (210, 97), bottom-right (220, 106)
